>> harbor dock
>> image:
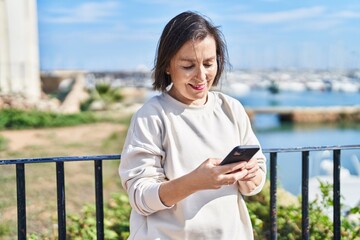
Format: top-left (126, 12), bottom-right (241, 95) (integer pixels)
top-left (246, 105), bottom-right (360, 123)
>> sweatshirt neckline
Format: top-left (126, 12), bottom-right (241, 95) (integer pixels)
top-left (162, 92), bottom-right (215, 114)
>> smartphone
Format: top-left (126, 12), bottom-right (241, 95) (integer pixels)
top-left (220, 145), bottom-right (260, 165)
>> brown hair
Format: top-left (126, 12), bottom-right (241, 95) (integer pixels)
top-left (152, 11), bottom-right (229, 92)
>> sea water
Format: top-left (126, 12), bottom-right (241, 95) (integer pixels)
top-left (234, 89), bottom-right (360, 197)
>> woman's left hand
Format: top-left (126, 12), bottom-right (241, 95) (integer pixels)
top-left (239, 157), bottom-right (260, 181)
top-left (236, 157), bottom-right (263, 194)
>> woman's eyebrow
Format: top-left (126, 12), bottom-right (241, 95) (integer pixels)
top-left (179, 57), bottom-right (195, 62)
top-left (179, 56), bottom-right (216, 62)
top-left (204, 56), bottom-right (216, 61)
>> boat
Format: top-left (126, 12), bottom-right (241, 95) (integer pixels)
top-left (268, 80), bottom-right (280, 94)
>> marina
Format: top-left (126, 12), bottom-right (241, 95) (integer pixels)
top-left (227, 87), bottom-right (360, 210)
top-left (246, 105), bottom-right (360, 123)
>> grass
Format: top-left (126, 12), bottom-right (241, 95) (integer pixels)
top-left (0, 111), bottom-right (132, 239)
top-left (0, 108), bottom-right (99, 130)
top-left (0, 135), bottom-right (7, 151)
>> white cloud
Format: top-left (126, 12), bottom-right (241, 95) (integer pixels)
top-left (134, 0), bottom-right (182, 5)
top-left (334, 10), bottom-right (360, 19)
top-left (232, 6), bottom-right (325, 24)
top-left (282, 19), bottom-right (342, 32)
top-left (134, 16), bottom-right (169, 25)
top-left (41, 1), bottom-right (120, 24)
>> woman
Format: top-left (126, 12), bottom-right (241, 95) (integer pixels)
top-left (119, 11), bottom-right (266, 240)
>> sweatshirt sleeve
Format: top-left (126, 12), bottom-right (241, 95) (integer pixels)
top-left (233, 97), bottom-right (267, 196)
top-left (119, 109), bottom-right (172, 216)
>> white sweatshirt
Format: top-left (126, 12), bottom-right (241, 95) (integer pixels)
top-left (119, 91), bottom-right (266, 240)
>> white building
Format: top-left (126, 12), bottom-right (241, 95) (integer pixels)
top-left (0, 0), bottom-right (41, 100)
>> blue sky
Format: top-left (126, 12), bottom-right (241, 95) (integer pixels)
top-left (37, 0), bottom-right (360, 71)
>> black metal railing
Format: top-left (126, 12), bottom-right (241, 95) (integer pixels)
top-left (1, 155), bottom-right (120, 240)
top-left (265, 145), bottom-right (360, 240)
top-left (1, 144), bottom-right (359, 240)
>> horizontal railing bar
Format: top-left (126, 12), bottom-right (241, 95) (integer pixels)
top-left (0, 154), bottom-right (120, 165)
top-left (263, 144), bottom-right (360, 153)
top-left (1, 145), bottom-right (359, 165)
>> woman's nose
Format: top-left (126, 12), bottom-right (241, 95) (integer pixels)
top-left (196, 65), bottom-right (206, 81)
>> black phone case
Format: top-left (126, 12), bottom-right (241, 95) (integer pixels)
top-left (220, 145), bottom-right (260, 165)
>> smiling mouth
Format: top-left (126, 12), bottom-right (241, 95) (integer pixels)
top-left (190, 83), bottom-right (206, 90)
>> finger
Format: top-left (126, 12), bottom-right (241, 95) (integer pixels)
top-left (243, 161), bottom-right (259, 171)
top-left (221, 161), bottom-right (247, 174)
top-left (221, 168), bottom-right (248, 185)
top-left (246, 165), bottom-right (259, 174)
top-left (223, 179), bottom-right (234, 185)
top-left (211, 158), bottom-right (223, 166)
top-left (242, 173), bottom-right (257, 180)
top-left (243, 166), bottom-right (262, 181)
top-left (233, 168), bottom-right (248, 181)
top-left (243, 159), bottom-right (256, 167)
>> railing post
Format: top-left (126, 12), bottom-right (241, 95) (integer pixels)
top-left (95, 160), bottom-right (104, 240)
top-left (333, 150), bottom-right (341, 240)
top-left (16, 163), bottom-right (26, 240)
top-left (56, 162), bottom-right (66, 240)
top-left (270, 152), bottom-right (277, 240)
top-left (301, 151), bottom-right (310, 240)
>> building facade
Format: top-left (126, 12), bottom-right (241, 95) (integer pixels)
top-left (0, 0), bottom-right (41, 100)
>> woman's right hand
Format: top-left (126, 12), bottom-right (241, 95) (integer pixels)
top-left (188, 158), bottom-right (249, 190)
top-left (159, 158), bottom-right (248, 207)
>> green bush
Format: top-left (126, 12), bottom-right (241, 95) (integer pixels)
top-left (95, 82), bottom-right (124, 102)
top-left (66, 192), bottom-right (131, 240)
top-left (0, 108), bottom-right (98, 130)
top-left (247, 180), bottom-right (360, 239)
top-left (0, 222), bottom-right (12, 238)
top-left (81, 82), bottom-right (124, 111)
top-left (27, 181), bottom-right (359, 239)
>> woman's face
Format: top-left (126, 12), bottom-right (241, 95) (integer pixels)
top-left (167, 36), bottom-right (217, 106)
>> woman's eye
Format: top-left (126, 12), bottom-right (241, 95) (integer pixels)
top-left (204, 64), bottom-right (213, 68)
top-left (183, 65), bottom-right (194, 70)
